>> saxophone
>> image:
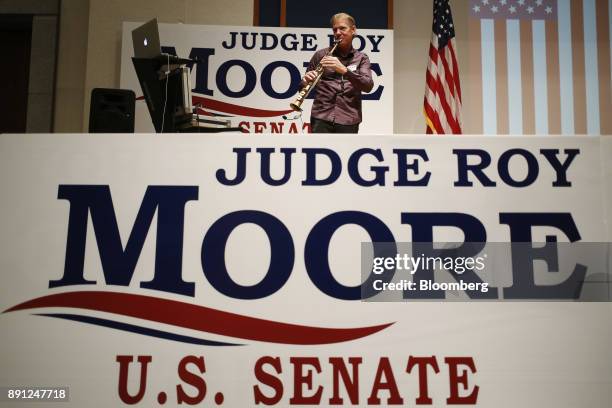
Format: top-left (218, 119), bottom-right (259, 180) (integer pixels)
top-left (290, 40), bottom-right (341, 112)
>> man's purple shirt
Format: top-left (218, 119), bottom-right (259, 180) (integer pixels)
top-left (303, 46), bottom-right (374, 125)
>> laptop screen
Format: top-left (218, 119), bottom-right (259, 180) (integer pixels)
top-left (131, 18), bottom-right (161, 59)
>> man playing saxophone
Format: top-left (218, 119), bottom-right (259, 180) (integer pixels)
top-left (300, 13), bottom-right (374, 133)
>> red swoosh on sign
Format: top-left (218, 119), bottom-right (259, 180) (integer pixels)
top-left (135, 95), bottom-right (294, 118)
top-left (191, 95), bottom-right (294, 117)
top-left (5, 291), bottom-right (393, 345)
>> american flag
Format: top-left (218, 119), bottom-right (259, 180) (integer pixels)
top-left (424, 0), bottom-right (463, 134)
top-left (466, 0), bottom-right (612, 135)
top-left (470, 0), bottom-right (557, 19)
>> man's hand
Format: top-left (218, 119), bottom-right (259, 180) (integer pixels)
top-left (302, 70), bottom-right (318, 84)
top-left (320, 56), bottom-right (348, 74)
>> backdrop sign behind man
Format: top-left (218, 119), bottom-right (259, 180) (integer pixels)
top-left (0, 134), bottom-right (611, 406)
top-left (120, 22), bottom-right (393, 134)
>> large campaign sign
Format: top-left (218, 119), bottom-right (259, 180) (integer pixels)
top-left (119, 23), bottom-right (393, 134)
top-left (0, 133), bottom-right (611, 407)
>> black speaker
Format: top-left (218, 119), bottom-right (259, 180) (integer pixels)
top-left (88, 88), bottom-right (135, 133)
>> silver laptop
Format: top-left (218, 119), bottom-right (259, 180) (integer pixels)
top-left (131, 18), bottom-right (161, 58)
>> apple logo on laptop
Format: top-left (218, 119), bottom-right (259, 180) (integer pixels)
top-left (144, 38), bottom-right (148, 46)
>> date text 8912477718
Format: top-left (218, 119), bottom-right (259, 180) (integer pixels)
top-left (1, 387), bottom-right (69, 402)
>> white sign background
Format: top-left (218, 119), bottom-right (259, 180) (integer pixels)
top-left (0, 134), bottom-right (611, 407)
top-left (120, 23), bottom-right (394, 134)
